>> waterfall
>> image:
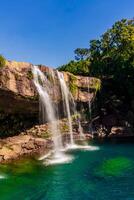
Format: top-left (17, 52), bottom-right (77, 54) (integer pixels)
top-left (78, 120), bottom-right (85, 140)
top-left (88, 100), bottom-right (92, 120)
top-left (86, 77), bottom-right (92, 120)
top-left (57, 71), bottom-right (75, 145)
top-left (32, 66), bottom-right (98, 164)
top-left (87, 77), bottom-right (94, 137)
top-left (32, 66), bottom-right (63, 155)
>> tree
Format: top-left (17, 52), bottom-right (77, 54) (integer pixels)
top-left (58, 18), bottom-right (134, 129)
top-left (58, 59), bottom-right (90, 76)
top-left (90, 19), bottom-right (134, 79)
top-left (74, 48), bottom-right (89, 60)
top-left (58, 18), bottom-right (134, 95)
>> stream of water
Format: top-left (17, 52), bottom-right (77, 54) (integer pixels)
top-left (57, 71), bottom-right (75, 146)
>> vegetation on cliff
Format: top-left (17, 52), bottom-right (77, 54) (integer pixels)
top-left (59, 60), bottom-right (90, 76)
top-left (0, 55), bottom-right (6, 68)
top-left (59, 19), bottom-right (134, 85)
top-left (69, 74), bottom-right (78, 95)
top-left (58, 18), bottom-right (134, 131)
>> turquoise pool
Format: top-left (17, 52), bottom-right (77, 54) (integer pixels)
top-left (0, 142), bottom-right (134, 200)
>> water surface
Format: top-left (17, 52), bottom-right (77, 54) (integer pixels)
top-left (0, 142), bottom-right (134, 200)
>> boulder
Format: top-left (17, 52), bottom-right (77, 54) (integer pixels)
top-left (109, 126), bottom-right (134, 137)
top-left (0, 135), bottom-right (47, 162)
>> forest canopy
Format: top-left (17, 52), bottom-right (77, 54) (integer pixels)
top-left (58, 18), bottom-right (134, 97)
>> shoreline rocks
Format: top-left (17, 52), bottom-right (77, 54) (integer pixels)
top-left (0, 128), bottom-right (133, 163)
top-left (0, 135), bottom-right (52, 163)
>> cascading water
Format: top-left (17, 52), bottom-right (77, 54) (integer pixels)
top-left (32, 66), bottom-right (99, 164)
top-left (78, 121), bottom-right (85, 140)
top-left (32, 66), bottom-right (63, 152)
top-left (86, 77), bottom-right (92, 120)
top-left (57, 71), bottom-right (91, 149)
top-left (88, 101), bottom-right (92, 120)
top-left (57, 71), bottom-right (75, 146)
top-left (87, 77), bottom-right (94, 137)
top-left (32, 66), bottom-right (73, 164)
top-left (70, 95), bottom-right (85, 141)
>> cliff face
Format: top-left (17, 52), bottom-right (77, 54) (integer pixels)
top-left (0, 61), bottom-right (36, 114)
top-left (0, 60), bottom-right (100, 137)
top-left (0, 61), bottom-right (100, 114)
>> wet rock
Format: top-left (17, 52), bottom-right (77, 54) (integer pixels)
top-left (110, 127), bottom-right (125, 135)
top-left (109, 126), bottom-right (134, 137)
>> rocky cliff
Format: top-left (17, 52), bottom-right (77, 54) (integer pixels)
top-left (0, 60), bottom-right (100, 137)
top-left (0, 61), bottom-right (100, 113)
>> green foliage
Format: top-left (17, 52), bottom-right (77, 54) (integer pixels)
top-left (58, 18), bottom-right (134, 99)
top-left (42, 131), bottom-right (51, 139)
top-left (90, 19), bottom-right (134, 98)
top-left (58, 59), bottom-right (90, 76)
top-left (61, 123), bottom-right (69, 132)
top-left (72, 113), bottom-right (80, 120)
top-left (69, 74), bottom-right (78, 95)
top-left (90, 19), bottom-right (134, 79)
top-left (0, 55), bottom-right (6, 68)
top-left (89, 79), bottom-right (101, 92)
top-left (74, 48), bottom-right (89, 60)
top-left (27, 70), bottom-right (33, 80)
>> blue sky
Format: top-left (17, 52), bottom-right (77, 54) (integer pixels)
top-left (0, 0), bottom-right (133, 67)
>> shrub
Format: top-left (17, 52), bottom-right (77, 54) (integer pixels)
top-left (27, 70), bottom-right (33, 80)
top-left (0, 55), bottom-right (6, 68)
top-left (69, 74), bottom-right (78, 95)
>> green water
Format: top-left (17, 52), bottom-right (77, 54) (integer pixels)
top-left (0, 142), bottom-right (134, 200)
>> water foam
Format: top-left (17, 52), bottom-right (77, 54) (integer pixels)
top-left (43, 152), bottom-right (74, 165)
top-left (38, 152), bottom-right (52, 161)
top-left (65, 144), bottom-right (99, 151)
top-left (39, 144), bottom-right (99, 165)
top-left (0, 174), bottom-right (7, 179)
